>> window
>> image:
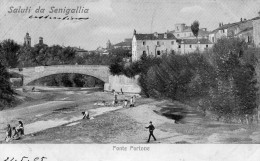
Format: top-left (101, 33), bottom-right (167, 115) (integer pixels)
top-left (171, 41), bottom-right (174, 45)
top-left (190, 45), bottom-right (192, 48)
top-left (178, 45), bottom-right (181, 48)
top-left (212, 37), bottom-right (215, 43)
top-left (157, 51), bottom-right (161, 55)
top-left (157, 41), bottom-right (160, 45)
top-left (206, 45), bottom-right (208, 48)
top-left (143, 41), bottom-right (146, 45)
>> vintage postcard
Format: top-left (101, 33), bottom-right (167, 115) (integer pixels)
top-left (0, 0), bottom-right (260, 160)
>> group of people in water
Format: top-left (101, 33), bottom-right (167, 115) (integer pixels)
top-left (5, 121), bottom-right (24, 142)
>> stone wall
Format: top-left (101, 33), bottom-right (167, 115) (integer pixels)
top-left (104, 75), bottom-right (141, 94)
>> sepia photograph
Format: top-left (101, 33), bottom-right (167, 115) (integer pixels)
top-left (0, 0), bottom-right (260, 149)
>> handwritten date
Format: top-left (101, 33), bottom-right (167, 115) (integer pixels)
top-left (3, 156), bottom-right (47, 161)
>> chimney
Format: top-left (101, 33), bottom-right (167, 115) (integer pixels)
top-left (154, 32), bottom-right (158, 38)
top-left (39, 37), bottom-right (43, 45)
top-left (219, 23), bottom-right (221, 27)
top-left (222, 22), bottom-right (224, 26)
top-left (244, 18), bottom-right (246, 21)
top-left (240, 18), bottom-right (243, 22)
top-left (164, 32), bottom-right (167, 39)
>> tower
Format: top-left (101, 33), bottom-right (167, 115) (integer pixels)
top-left (39, 37), bottom-right (43, 45)
top-left (175, 23), bottom-right (186, 32)
top-left (106, 40), bottom-right (112, 49)
top-left (24, 32), bottom-right (31, 47)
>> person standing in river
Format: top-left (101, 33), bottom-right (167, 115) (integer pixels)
top-left (145, 121), bottom-right (156, 143)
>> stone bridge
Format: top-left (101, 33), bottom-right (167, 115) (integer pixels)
top-left (9, 65), bottom-right (110, 86)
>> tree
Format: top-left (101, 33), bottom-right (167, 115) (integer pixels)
top-left (109, 57), bottom-right (124, 75)
top-left (18, 45), bottom-right (35, 67)
top-left (208, 37), bottom-right (258, 120)
top-left (0, 39), bottom-right (21, 68)
top-left (33, 43), bottom-right (49, 66)
top-left (191, 20), bottom-right (200, 48)
top-left (59, 47), bottom-right (76, 64)
top-left (0, 63), bottom-right (15, 110)
top-left (212, 37), bottom-right (247, 80)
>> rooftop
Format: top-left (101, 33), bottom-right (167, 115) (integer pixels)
top-left (235, 27), bottom-right (253, 36)
top-left (134, 33), bottom-right (176, 40)
top-left (177, 38), bottom-right (213, 44)
top-left (209, 16), bottom-right (260, 34)
top-left (169, 27), bottom-right (210, 37)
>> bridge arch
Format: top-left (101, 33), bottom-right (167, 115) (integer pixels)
top-left (9, 65), bottom-right (110, 86)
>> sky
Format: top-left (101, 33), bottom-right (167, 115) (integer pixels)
top-left (0, 0), bottom-right (260, 50)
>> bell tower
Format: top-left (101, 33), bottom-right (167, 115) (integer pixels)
top-left (106, 40), bottom-right (112, 49)
top-left (24, 32), bottom-right (31, 47)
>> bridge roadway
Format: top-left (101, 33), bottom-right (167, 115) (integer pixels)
top-left (9, 65), bottom-right (110, 86)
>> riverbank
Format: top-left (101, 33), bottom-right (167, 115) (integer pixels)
top-left (1, 88), bottom-right (260, 144)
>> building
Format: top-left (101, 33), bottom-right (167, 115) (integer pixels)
top-left (209, 18), bottom-right (253, 44)
top-left (177, 39), bottom-right (213, 54)
top-left (132, 29), bottom-right (213, 61)
top-left (113, 38), bottom-right (132, 50)
top-left (170, 23), bottom-right (209, 39)
top-left (235, 27), bottom-right (253, 44)
top-left (95, 46), bottom-right (109, 55)
top-left (73, 47), bottom-right (89, 57)
top-left (132, 30), bottom-right (178, 61)
top-left (24, 32), bottom-right (31, 46)
top-left (252, 16), bottom-right (260, 47)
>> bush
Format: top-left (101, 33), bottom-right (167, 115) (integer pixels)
top-left (0, 63), bottom-right (15, 110)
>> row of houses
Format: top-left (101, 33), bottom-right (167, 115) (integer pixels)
top-left (131, 14), bottom-right (260, 61)
top-left (132, 24), bottom-right (213, 61)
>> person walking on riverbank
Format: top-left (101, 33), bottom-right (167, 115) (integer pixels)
top-left (145, 121), bottom-right (156, 143)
